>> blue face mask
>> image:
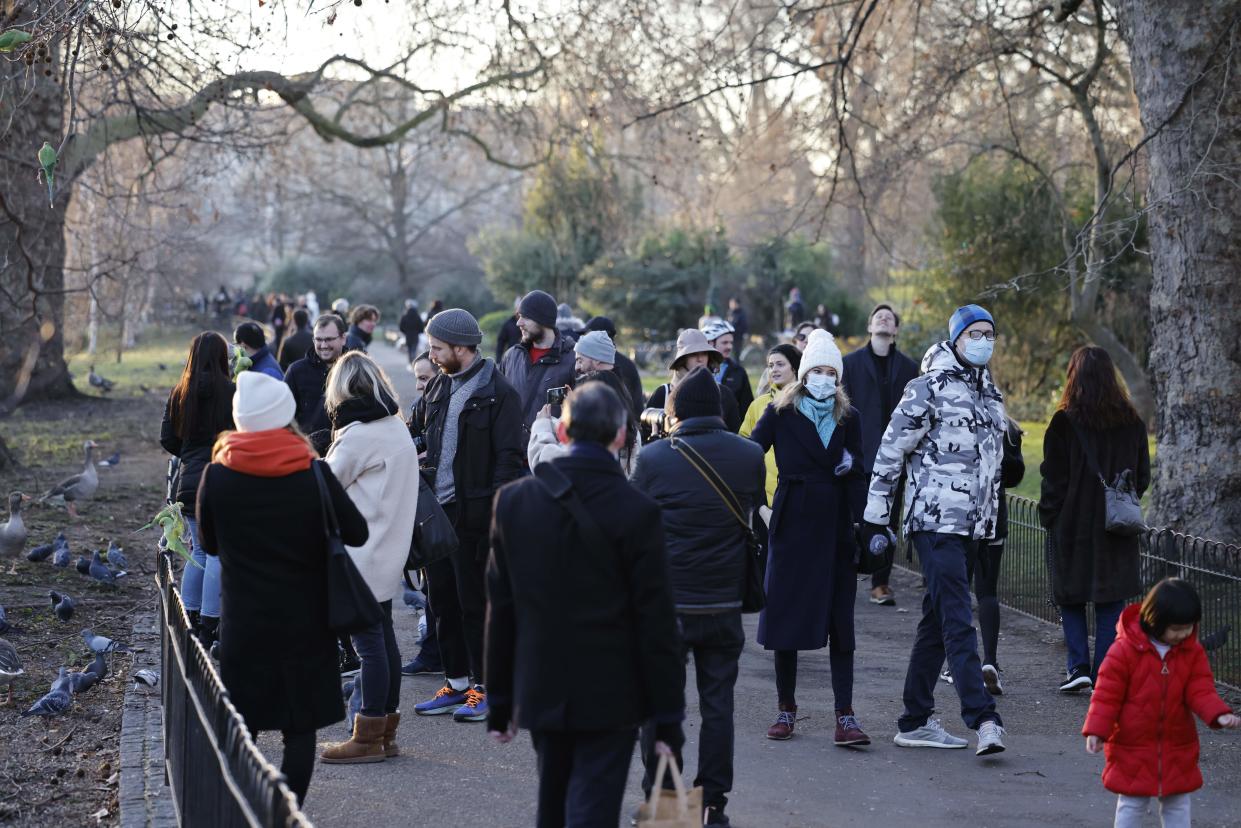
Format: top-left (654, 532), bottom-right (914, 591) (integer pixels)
top-left (962, 338), bottom-right (994, 366)
top-left (804, 373), bottom-right (837, 400)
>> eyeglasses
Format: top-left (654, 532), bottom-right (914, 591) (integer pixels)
top-left (313, 336), bottom-right (341, 345)
top-left (965, 330), bottom-right (997, 342)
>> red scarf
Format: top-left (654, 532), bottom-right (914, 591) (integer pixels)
top-left (214, 429), bottom-right (316, 477)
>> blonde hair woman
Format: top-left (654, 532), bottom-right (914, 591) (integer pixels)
top-left (319, 352), bottom-right (422, 764)
top-left (748, 329), bottom-right (869, 746)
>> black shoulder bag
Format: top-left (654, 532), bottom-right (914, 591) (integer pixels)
top-left (312, 461), bottom-right (384, 633)
top-left (669, 437), bottom-right (766, 613)
top-left (406, 469), bottom-right (459, 573)
top-left (1067, 418), bottom-right (1145, 538)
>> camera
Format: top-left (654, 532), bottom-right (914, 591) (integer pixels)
top-left (546, 385), bottom-right (569, 407)
top-left (640, 407), bottom-right (669, 439)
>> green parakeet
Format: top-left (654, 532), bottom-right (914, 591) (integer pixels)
top-left (140, 502), bottom-right (200, 568)
top-left (37, 141), bottom-right (56, 208)
top-left (0, 30), bottom-right (33, 52)
top-left (231, 346), bottom-right (252, 380)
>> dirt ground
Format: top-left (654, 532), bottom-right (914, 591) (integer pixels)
top-left (1, 391), bottom-right (171, 826)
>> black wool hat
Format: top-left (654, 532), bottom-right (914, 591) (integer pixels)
top-left (519, 290), bottom-right (559, 329)
top-left (667, 366), bottom-right (722, 421)
top-left (585, 316), bottom-right (616, 337)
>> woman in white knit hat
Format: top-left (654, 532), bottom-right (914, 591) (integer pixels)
top-left (748, 329), bottom-right (871, 746)
top-left (197, 371), bottom-right (368, 804)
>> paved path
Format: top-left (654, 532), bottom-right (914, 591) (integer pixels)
top-left (276, 342), bottom-right (1241, 827)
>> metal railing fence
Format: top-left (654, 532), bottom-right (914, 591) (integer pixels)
top-left (158, 553), bottom-right (314, 827)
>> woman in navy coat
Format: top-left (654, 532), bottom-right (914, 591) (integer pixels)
top-left (749, 329), bottom-right (869, 746)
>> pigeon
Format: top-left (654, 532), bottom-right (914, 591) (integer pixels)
top-left (0, 493), bottom-right (30, 557)
top-left (49, 590), bottom-right (75, 622)
top-left (0, 637), bottom-right (22, 705)
top-left (81, 628), bottom-right (130, 654)
top-left (87, 365), bottom-right (114, 393)
top-left (104, 542), bottom-right (127, 571)
top-left (68, 652), bottom-right (108, 694)
top-left (97, 451), bottom-right (121, 468)
top-left (22, 686), bottom-right (71, 717)
top-left (75, 556), bottom-right (91, 575)
top-left (40, 442), bottom-right (99, 518)
top-left (26, 542), bottom-right (54, 562)
top-left (88, 550), bottom-right (125, 585)
top-left (50, 666), bottom-right (73, 695)
top-left (1202, 624), bottom-right (1232, 652)
top-left (52, 542), bottom-right (70, 568)
top-left (132, 669), bottom-right (159, 689)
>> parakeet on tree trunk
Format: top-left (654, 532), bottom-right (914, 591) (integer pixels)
top-left (0, 30), bottom-right (33, 52)
top-left (37, 141), bottom-right (57, 208)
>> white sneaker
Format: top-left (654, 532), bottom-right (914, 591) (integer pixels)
top-left (982, 664), bottom-right (1003, 696)
top-left (894, 718), bottom-right (968, 749)
top-left (976, 720), bottom-right (1006, 756)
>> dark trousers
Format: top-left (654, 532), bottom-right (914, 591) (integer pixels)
top-left (970, 541), bottom-right (1004, 668)
top-left (1060, 600), bottom-right (1125, 678)
top-left (774, 647), bottom-right (854, 711)
top-left (898, 533), bottom-right (1000, 733)
top-left (532, 728), bottom-right (636, 828)
top-left (352, 601), bottom-right (402, 716)
top-left (642, 611), bottom-right (744, 810)
top-left (279, 728), bottom-right (316, 805)
top-left (425, 502), bottom-right (489, 682)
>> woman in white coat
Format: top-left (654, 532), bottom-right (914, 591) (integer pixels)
top-left (319, 352), bottom-right (421, 763)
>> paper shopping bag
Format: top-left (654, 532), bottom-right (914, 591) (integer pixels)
top-left (635, 753), bottom-right (703, 828)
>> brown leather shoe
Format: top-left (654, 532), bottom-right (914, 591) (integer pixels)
top-left (834, 709), bottom-right (870, 746)
top-left (870, 586), bottom-right (896, 606)
top-left (383, 711), bottom-right (401, 758)
top-left (320, 714), bottom-right (386, 764)
top-left (766, 703), bottom-right (796, 740)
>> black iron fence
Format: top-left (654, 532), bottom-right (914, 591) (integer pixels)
top-left (900, 495), bottom-right (1241, 690)
top-left (158, 553), bottom-right (313, 827)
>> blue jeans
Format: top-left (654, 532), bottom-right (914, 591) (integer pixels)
top-left (898, 533), bottom-right (1000, 733)
top-left (180, 517), bottom-right (221, 618)
top-left (1060, 600), bottom-right (1125, 678)
top-left (352, 601), bottom-right (402, 717)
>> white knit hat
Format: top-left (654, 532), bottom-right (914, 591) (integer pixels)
top-left (798, 329), bottom-right (844, 383)
top-left (233, 371), bottom-right (297, 432)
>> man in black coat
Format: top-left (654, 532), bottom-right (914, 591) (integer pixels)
top-left (841, 303), bottom-right (919, 606)
top-left (498, 290), bottom-right (578, 435)
top-left (409, 308), bottom-right (524, 724)
top-left (284, 313), bottom-right (349, 454)
top-left (277, 308), bottom-right (313, 371)
top-left (585, 316), bottom-right (645, 419)
top-left (399, 300), bottom-right (425, 361)
top-left (495, 299), bottom-right (522, 364)
top-left (630, 367), bottom-right (766, 827)
top-left (486, 382), bottom-right (685, 828)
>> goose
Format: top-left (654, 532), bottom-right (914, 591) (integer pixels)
top-left (0, 493), bottom-right (30, 557)
top-left (0, 638), bottom-right (22, 705)
top-left (41, 441), bottom-right (99, 518)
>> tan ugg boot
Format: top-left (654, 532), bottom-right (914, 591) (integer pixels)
top-left (320, 714), bottom-right (386, 764)
top-left (383, 712), bottom-right (401, 758)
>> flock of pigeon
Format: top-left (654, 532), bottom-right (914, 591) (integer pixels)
top-left (0, 442), bottom-right (156, 719)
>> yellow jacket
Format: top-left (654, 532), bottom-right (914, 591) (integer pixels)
top-left (740, 390), bottom-right (779, 504)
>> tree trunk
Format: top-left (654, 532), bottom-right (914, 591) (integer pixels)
top-left (0, 23), bottom-right (74, 409)
top-left (1118, 1), bottom-right (1241, 541)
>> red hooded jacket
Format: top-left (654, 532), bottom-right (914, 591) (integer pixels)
top-left (1082, 604), bottom-right (1232, 797)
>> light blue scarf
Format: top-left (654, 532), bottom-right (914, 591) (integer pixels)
top-left (797, 393), bottom-right (837, 448)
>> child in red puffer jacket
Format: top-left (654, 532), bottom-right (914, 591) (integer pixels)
top-left (1083, 578), bottom-right (1238, 827)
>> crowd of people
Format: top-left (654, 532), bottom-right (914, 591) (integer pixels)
top-left (156, 288), bottom-right (1236, 827)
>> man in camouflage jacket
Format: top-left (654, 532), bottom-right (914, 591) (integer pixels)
top-left (863, 304), bottom-right (1009, 757)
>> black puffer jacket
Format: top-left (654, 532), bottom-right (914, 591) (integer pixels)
top-left (408, 357), bottom-right (525, 536)
top-left (498, 331), bottom-right (577, 430)
top-left (159, 383), bottom-right (234, 518)
top-left (630, 416), bottom-right (766, 611)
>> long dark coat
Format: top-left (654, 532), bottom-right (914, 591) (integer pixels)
top-left (749, 401), bottom-right (867, 651)
top-left (1038, 410), bottom-right (1150, 605)
top-left (197, 460), bottom-right (368, 733)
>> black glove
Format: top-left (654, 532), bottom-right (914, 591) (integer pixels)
top-left (487, 703), bottom-right (513, 735)
top-left (861, 522), bottom-right (894, 555)
top-left (654, 721), bottom-right (685, 755)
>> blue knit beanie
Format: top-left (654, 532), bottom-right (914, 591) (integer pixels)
top-left (949, 304), bottom-right (994, 344)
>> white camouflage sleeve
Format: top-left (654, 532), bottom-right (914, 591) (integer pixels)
top-left (864, 378), bottom-right (933, 525)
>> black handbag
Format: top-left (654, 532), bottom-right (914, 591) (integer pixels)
top-left (669, 437), bottom-right (766, 614)
top-left (312, 461), bottom-right (384, 634)
top-left (1068, 418), bottom-right (1146, 537)
top-left (406, 469), bottom-right (459, 572)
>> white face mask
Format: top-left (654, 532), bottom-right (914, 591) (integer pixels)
top-left (804, 373), bottom-right (837, 400)
top-left (963, 338), bottom-right (995, 367)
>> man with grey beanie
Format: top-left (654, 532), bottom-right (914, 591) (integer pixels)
top-left (573, 330), bottom-right (616, 375)
top-left (499, 290), bottom-right (577, 435)
top-left (408, 308), bottom-right (524, 724)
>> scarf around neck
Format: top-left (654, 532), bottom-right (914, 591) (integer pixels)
top-left (214, 429), bottom-right (317, 477)
top-left (796, 392), bottom-right (838, 449)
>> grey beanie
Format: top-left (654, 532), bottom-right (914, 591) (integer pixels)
top-left (426, 308), bottom-right (483, 346)
top-left (574, 330), bottom-right (616, 365)
top-left (519, 290), bottom-right (558, 328)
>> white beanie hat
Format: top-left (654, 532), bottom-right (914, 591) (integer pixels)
top-left (798, 329), bottom-right (844, 383)
top-left (233, 371), bottom-right (297, 432)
